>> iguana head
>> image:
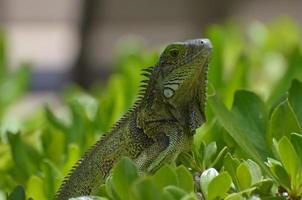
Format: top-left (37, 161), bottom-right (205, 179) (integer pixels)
top-left (154, 39), bottom-right (212, 131)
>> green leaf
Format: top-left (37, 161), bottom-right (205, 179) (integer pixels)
top-left (225, 193), bottom-right (244, 200)
top-left (196, 142), bottom-right (206, 167)
top-left (236, 163), bottom-right (252, 190)
top-left (266, 158), bottom-right (291, 190)
top-left (180, 193), bottom-right (198, 200)
top-left (208, 95), bottom-right (271, 175)
top-left (45, 107), bottom-right (67, 133)
top-left (161, 190), bottom-right (176, 200)
top-left (112, 157), bottom-right (138, 200)
top-left (105, 177), bottom-right (120, 200)
top-left (290, 133), bottom-right (302, 165)
top-left (200, 168), bottom-right (218, 198)
top-left (27, 176), bottom-right (46, 200)
top-left (8, 185), bottom-right (26, 200)
top-left (268, 99), bottom-right (301, 142)
top-left (224, 153), bottom-right (240, 188)
top-left (177, 152), bottom-right (196, 170)
top-left (253, 179), bottom-right (274, 196)
top-left (133, 178), bottom-right (161, 200)
top-left (204, 142), bottom-right (217, 167)
top-left (288, 79), bottom-right (302, 126)
top-left (97, 75), bottom-right (125, 132)
top-left (175, 166), bottom-right (194, 192)
top-left (231, 91), bottom-right (269, 158)
top-left (154, 165), bottom-right (178, 190)
top-left (211, 146), bottom-right (228, 168)
top-left (223, 54), bottom-right (249, 107)
top-left (207, 172), bottom-right (232, 200)
top-left (277, 136), bottom-right (300, 188)
top-left (163, 186), bottom-right (187, 200)
top-left (41, 159), bottom-right (61, 199)
top-left (63, 144), bottom-right (80, 175)
top-left (0, 64), bottom-right (30, 111)
top-left (7, 132), bottom-right (41, 181)
top-left (268, 47), bottom-right (302, 105)
top-left (41, 129), bottom-right (65, 164)
top-left (278, 137), bottom-right (299, 173)
top-left (245, 160), bottom-right (262, 184)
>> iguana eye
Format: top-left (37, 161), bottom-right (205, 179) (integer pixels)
top-left (169, 48), bottom-right (179, 58)
top-left (163, 88), bottom-right (174, 98)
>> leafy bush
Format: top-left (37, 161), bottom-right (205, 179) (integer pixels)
top-left (2, 17), bottom-right (302, 199)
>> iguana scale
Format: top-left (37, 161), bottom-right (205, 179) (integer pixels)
top-left (56, 39), bottom-right (212, 199)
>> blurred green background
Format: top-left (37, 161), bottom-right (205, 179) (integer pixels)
top-left (1, 1), bottom-right (302, 199)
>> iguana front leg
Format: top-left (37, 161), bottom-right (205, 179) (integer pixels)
top-left (135, 124), bottom-right (191, 173)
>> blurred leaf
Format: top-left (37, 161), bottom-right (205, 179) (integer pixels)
top-left (154, 165), bottom-right (178, 190)
top-left (177, 152), bottom-right (197, 170)
top-left (112, 157), bottom-right (138, 200)
top-left (175, 166), bottom-right (194, 192)
top-left (206, 25), bottom-right (224, 94)
top-left (268, 99), bottom-right (301, 142)
top-left (97, 75), bottom-right (125, 132)
top-left (63, 144), bottom-right (80, 176)
top-left (133, 178), bottom-right (161, 200)
top-left (105, 177), bottom-right (120, 200)
top-left (45, 107), bottom-right (67, 133)
top-left (210, 146), bottom-right (228, 168)
top-left (207, 172), bottom-right (232, 200)
top-left (7, 132), bottom-right (41, 181)
top-left (41, 159), bottom-right (61, 199)
top-left (203, 142), bottom-right (217, 167)
top-left (27, 176), bottom-right (46, 200)
top-left (290, 133), bottom-right (302, 165)
top-left (268, 47), bottom-right (302, 105)
top-left (288, 79), bottom-right (302, 125)
top-left (0, 32), bottom-right (7, 77)
top-left (223, 54), bottom-right (249, 106)
top-left (41, 129), bottom-right (65, 164)
top-left (163, 186), bottom-right (187, 200)
top-left (0, 64), bottom-right (30, 117)
top-left (8, 185), bottom-right (25, 200)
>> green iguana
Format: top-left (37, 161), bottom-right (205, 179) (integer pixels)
top-left (56, 39), bottom-right (212, 199)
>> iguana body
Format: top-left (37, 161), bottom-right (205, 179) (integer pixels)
top-left (56, 39), bottom-right (212, 199)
